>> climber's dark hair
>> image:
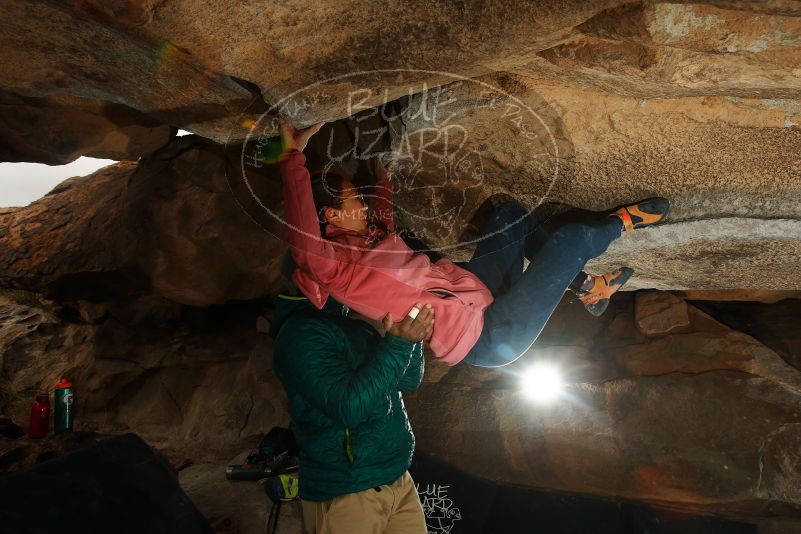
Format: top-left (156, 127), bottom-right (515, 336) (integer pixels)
top-left (310, 170), bottom-right (347, 225)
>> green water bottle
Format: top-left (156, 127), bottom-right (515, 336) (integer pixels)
top-left (54, 378), bottom-right (74, 434)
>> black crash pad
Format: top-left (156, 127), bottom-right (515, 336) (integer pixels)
top-left (0, 433), bottom-right (212, 534)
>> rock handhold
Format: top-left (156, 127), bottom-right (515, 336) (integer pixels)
top-left (635, 290), bottom-right (692, 336)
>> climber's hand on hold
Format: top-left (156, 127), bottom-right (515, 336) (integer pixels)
top-left (383, 304), bottom-right (434, 343)
top-left (279, 118), bottom-right (323, 153)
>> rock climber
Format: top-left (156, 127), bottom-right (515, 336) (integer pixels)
top-left (278, 119), bottom-right (669, 367)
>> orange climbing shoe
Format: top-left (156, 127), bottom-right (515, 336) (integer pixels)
top-left (577, 267), bottom-right (634, 317)
top-left (614, 197), bottom-right (670, 232)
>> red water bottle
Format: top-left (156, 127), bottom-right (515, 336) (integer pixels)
top-left (28, 392), bottom-right (50, 439)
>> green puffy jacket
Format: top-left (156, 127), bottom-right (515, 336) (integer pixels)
top-left (272, 296), bottom-right (424, 502)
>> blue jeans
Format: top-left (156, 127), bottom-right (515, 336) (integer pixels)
top-left (463, 202), bottom-right (622, 367)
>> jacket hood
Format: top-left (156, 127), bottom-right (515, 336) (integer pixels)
top-left (270, 294), bottom-right (348, 338)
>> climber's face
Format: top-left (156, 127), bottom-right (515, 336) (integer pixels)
top-left (324, 179), bottom-right (369, 234)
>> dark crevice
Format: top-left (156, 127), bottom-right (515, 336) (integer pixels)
top-left (46, 268), bottom-right (152, 303)
top-left (159, 374), bottom-right (183, 418)
top-left (238, 393), bottom-right (255, 436)
top-left (690, 299), bottom-right (801, 372)
top-left (226, 75), bottom-right (270, 116)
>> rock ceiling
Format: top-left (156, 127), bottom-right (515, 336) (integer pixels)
top-left (3, 1), bottom-right (801, 290)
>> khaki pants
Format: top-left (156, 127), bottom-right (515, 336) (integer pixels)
top-left (301, 471), bottom-right (427, 534)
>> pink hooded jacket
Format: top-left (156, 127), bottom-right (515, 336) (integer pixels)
top-left (280, 150), bottom-right (493, 365)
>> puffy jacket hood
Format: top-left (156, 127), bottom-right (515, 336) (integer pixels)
top-left (270, 294), bottom-right (348, 338)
